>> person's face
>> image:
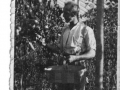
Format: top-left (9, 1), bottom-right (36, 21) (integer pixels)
top-left (63, 11), bottom-right (77, 23)
top-left (63, 11), bottom-right (75, 23)
top-left (63, 11), bottom-right (71, 23)
top-left (63, 4), bottom-right (79, 23)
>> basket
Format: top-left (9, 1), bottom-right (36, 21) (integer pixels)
top-left (45, 65), bottom-right (85, 84)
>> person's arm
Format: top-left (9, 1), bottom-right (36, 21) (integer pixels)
top-left (45, 44), bottom-right (60, 54)
top-left (43, 27), bottom-right (64, 54)
top-left (69, 26), bottom-right (96, 63)
top-left (41, 38), bottom-right (60, 53)
top-left (69, 49), bottom-right (95, 62)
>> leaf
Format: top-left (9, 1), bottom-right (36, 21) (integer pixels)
top-left (29, 42), bottom-right (35, 51)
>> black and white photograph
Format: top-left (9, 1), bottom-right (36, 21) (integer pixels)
top-left (10, 0), bottom-right (119, 90)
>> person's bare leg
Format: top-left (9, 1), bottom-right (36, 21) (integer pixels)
top-left (75, 71), bottom-right (86, 90)
top-left (79, 75), bottom-right (86, 90)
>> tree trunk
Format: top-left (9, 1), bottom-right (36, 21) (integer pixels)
top-left (95, 0), bottom-right (104, 90)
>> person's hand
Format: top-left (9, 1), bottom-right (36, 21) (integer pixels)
top-left (68, 55), bottom-right (77, 63)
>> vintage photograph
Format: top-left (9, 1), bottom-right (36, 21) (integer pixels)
top-left (12, 0), bottom-right (118, 90)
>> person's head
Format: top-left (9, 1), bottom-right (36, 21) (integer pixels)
top-left (63, 1), bottom-right (79, 23)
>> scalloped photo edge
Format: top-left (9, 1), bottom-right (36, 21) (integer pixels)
top-left (10, 0), bottom-right (15, 90)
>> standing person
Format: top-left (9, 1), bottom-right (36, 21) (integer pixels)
top-left (43, 1), bottom-right (96, 90)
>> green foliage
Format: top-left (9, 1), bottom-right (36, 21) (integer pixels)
top-left (15, 0), bottom-right (117, 90)
top-left (15, 0), bottom-right (64, 90)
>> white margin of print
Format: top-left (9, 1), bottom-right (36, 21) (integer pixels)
top-left (10, 0), bottom-right (15, 90)
top-left (117, 1), bottom-right (120, 90)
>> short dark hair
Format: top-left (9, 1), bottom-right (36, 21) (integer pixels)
top-left (63, 1), bottom-right (79, 18)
